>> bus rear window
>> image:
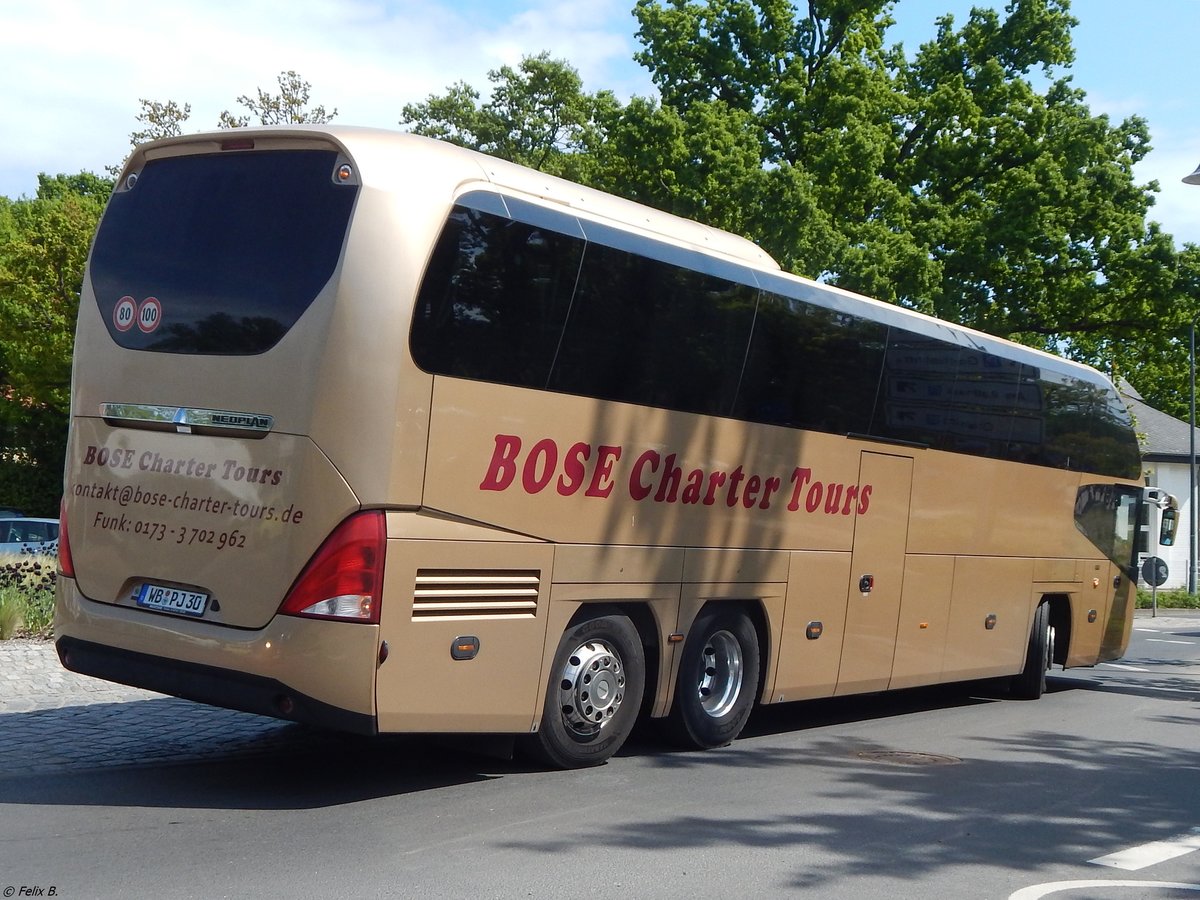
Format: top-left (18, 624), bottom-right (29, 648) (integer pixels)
top-left (90, 149), bottom-right (358, 355)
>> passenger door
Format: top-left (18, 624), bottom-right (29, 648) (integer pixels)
top-left (835, 452), bottom-right (913, 695)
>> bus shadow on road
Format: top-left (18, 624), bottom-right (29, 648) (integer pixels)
top-left (2, 669), bottom-right (1188, 812)
top-left (738, 680), bottom-right (1007, 741)
top-left (0, 696), bottom-right (544, 810)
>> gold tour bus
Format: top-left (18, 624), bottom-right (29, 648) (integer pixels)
top-left (55, 125), bottom-right (1170, 768)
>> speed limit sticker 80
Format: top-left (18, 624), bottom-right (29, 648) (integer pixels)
top-left (113, 296), bottom-right (162, 334)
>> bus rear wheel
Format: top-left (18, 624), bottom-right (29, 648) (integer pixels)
top-left (668, 608), bottom-right (760, 750)
top-left (1011, 601), bottom-right (1054, 700)
top-left (522, 612), bottom-right (645, 769)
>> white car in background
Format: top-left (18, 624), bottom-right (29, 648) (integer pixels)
top-left (0, 517), bottom-right (59, 554)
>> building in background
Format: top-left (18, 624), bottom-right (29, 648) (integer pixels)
top-left (1122, 381), bottom-right (1197, 591)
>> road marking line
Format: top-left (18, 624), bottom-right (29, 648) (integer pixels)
top-left (1146, 638), bottom-right (1195, 645)
top-left (1089, 828), bottom-right (1200, 870)
top-left (1010, 880), bottom-right (1200, 899)
top-left (1100, 663), bottom-right (1150, 671)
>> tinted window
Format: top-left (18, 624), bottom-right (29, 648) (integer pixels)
top-left (90, 150), bottom-right (358, 355)
top-left (549, 242), bottom-right (757, 416)
top-left (734, 294), bottom-right (886, 433)
top-left (1075, 484), bottom-right (1140, 568)
top-left (411, 206), bottom-right (583, 388)
top-left (0, 519), bottom-right (57, 543)
top-left (1039, 373), bottom-right (1142, 479)
top-left (873, 333), bottom-right (1037, 455)
top-left (410, 199), bottom-right (1141, 480)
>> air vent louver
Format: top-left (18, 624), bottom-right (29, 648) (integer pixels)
top-left (413, 569), bottom-right (540, 619)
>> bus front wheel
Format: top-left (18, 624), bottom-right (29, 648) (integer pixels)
top-left (668, 608), bottom-right (760, 750)
top-left (523, 612), bottom-right (645, 769)
top-left (1011, 601), bottom-right (1054, 700)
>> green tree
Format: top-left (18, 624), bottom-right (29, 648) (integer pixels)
top-left (401, 53), bottom-right (610, 182)
top-left (0, 175), bottom-right (107, 513)
top-left (407, 3), bottom-right (1197, 403)
top-left (631, 0), bottom-right (1200, 406)
top-left (109, 99), bottom-right (193, 177)
top-left (131, 98), bottom-right (192, 144)
top-left (219, 70), bottom-right (338, 128)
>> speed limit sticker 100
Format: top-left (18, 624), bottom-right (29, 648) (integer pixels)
top-left (137, 297), bottom-right (161, 334)
top-left (113, 297), bottom-right (163, 334)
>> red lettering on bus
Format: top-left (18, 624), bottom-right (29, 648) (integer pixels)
top-left (630, 450), bottom-right (658, 501)
top-left (759, 476), bottom-right (782, 510)
top-left (702, 470), bottom-right (727, 506)
top-left (558, 442), bottom-right (591, 496)
top-left (655, 454), bottom-right (682, 503)
top-left (523, 438), bottom-right (558, 493)
top-left (724, 466), bottom-right (745, 507)
top-left (587, 446), bottom-right (622, 498)
top-left (787, 467), bottom-right (812, 511)
top-left (741, 474), bottom-right (762, 509)
top-left (805, 481), bottom-right (823, 513)
top-left (480, 434), bottom-right (522, 491)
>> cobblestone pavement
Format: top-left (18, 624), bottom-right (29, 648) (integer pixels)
top-left (0, 638), bottom-right (300, 777)
top-left (0, 639), bottom-right (162, 713)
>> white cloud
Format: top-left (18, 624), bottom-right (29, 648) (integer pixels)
top-left (0, 0), bottom-right (648, 196)
top-left (1138, 124), bottom-right (1200, 247)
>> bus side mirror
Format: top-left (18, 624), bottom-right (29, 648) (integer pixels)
top-left (1160, 507), bottom-right (1178, 547)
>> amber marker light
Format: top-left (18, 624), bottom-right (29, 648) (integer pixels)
top-left (451, 636), bottom-right (480, 660)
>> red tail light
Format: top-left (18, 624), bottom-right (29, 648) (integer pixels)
top-left (58, 497), bottom-right (75, 578)
top-left (279, 511), bottom-right (386, 623)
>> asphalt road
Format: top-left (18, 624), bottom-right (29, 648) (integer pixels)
top-left (1, 612), bottom-right (1198, 899)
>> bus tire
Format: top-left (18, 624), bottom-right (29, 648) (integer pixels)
top-left (522, 612), bottom-right (645, 769)
top-left (1011, 601), bottom-right (1053, 700)
top-left (668, 608), bottom-right (760, 750)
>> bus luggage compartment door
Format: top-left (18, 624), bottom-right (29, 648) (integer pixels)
top-left (375, 538), bottom-right (554, 734)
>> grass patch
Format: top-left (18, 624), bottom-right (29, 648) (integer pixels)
top-left (0, 588), bottom-right (21, 639)
top-left (0, 552), bottom-right (57, 638)
top-left (1136, 587), bottom-right (1200, 609)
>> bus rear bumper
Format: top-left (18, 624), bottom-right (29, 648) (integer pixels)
top-left (54, 577), bottom-right (379, 735)
top-left (56, 636), bottom-right (376, 734)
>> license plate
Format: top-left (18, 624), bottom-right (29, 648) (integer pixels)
top-left (136, 582), bottom-right (209, 618)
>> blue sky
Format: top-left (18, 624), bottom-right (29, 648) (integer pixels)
top-left (2, 0), bottom-right (1197, 245)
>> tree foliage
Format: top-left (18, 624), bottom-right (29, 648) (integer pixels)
top-left (131, 99), bottom-right (193, 144)
top-left (402, 0), bottom-right (1197, 414)
top-left (0, 177), bottom-right (107, 412)
top-left (402, 53), bottom-right (610, 182)
top-left (218, 70), bottom-right (338, 128)
top-left (0, 177), bottom-right (107, 514)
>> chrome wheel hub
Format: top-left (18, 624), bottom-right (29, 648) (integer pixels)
top-left (557, 639), bottom-right (626, 737)
top-left (697, 629), bottom-right (744, 718)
